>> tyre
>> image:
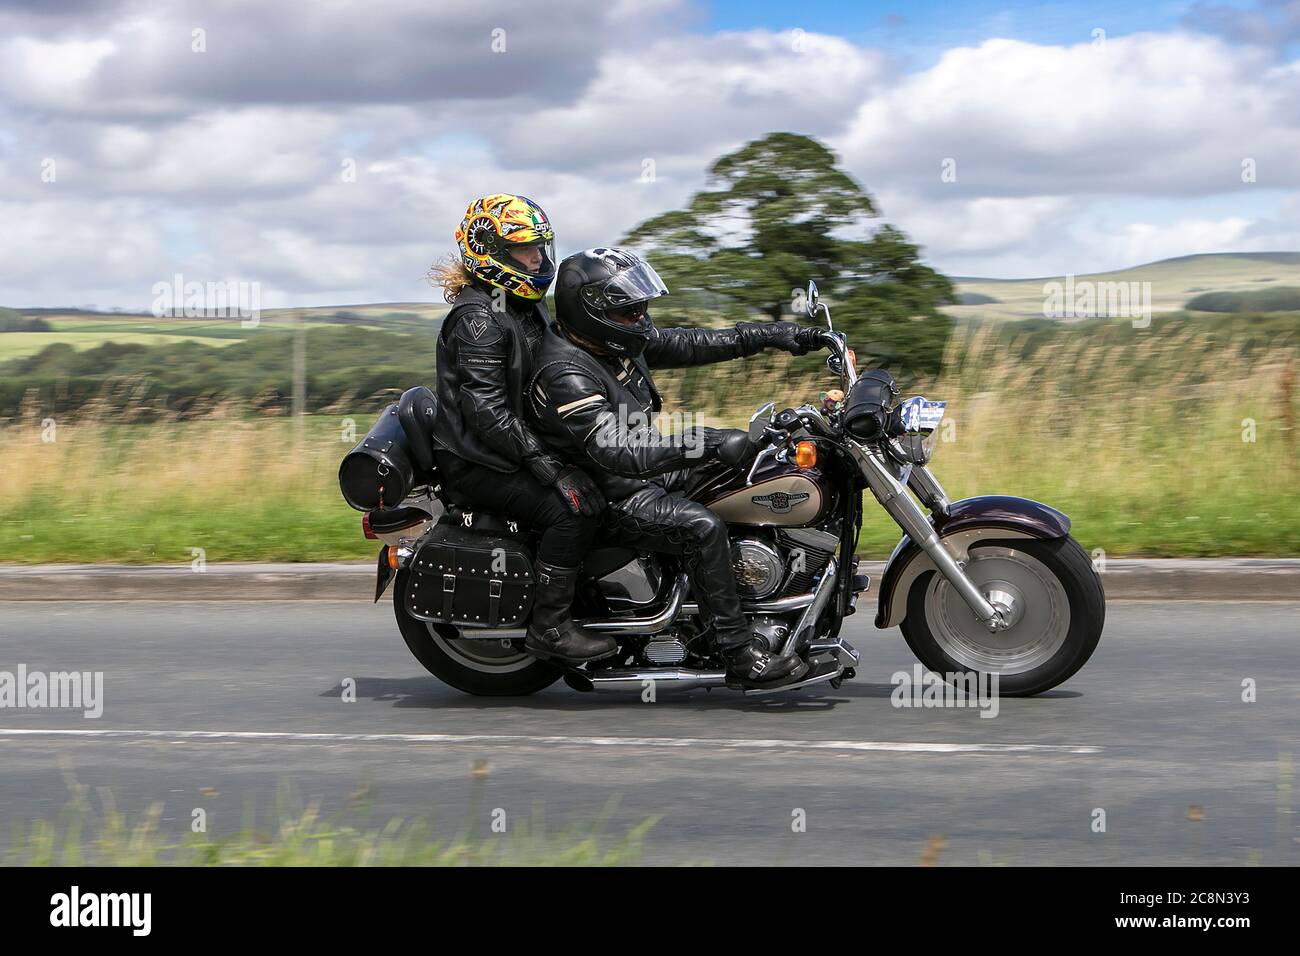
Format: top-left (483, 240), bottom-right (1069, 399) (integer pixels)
top-left (899, 534), bottom-right (1104, 697)
top-left (392, 570), bottom-right (561, 697)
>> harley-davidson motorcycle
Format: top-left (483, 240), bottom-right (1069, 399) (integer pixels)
top-left (339, 281), bottom-right (1103, 698)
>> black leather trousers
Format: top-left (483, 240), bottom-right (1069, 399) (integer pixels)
top-left (602, 467), bottom-right (747, 646)
top-left (434, 450), bottom-right (598, 566)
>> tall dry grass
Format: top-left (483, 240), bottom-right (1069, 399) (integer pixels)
top-left (1, 409), bottom-right (363, 563)
top-left (1, 327), bottom-right (1296, 563)
top-left (900, 325), bottom-right (1299, 556)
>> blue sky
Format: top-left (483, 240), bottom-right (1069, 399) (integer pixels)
top-left (701, 0), bottom-right (1292, 62)
top-left (704, 1), bottom-right (1190, 40)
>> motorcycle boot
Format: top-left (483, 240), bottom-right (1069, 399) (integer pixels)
top-left (524, 560), bottom-right (619, 663)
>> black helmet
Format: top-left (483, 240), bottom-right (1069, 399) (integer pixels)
top-left (553, 248), bottom-right (669, 357)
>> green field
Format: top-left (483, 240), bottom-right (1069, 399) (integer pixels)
top-left (0, 330), bottom-right (246, 363)
top-left (0, 302), bottom-right (450, 363)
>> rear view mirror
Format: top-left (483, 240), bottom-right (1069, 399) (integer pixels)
top-left (806, 280), bottom-right (819, 318)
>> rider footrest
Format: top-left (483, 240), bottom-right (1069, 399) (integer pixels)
top-left (741, 654), bottom-right (843, 696)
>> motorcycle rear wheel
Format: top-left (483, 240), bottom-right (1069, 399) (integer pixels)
top-left (392, 570), bottom-right (562, 696)
top-left (899, 535), bottom-right (1104, 697)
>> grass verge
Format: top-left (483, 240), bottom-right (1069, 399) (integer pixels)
top-left (7, 783), bottom-right (659, 867)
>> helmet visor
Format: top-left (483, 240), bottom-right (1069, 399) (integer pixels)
top-left (498, 238), bottom-right (556, 279)
top-left (580, 259), bottom-right (669, 312)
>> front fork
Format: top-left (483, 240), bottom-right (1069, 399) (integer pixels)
top-left (851, 443), bottom-right (1009, 632)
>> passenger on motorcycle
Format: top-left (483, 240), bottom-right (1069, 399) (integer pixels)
top-left (527, 247), bottom-right (825, 686)
top-left (428, 195), bottom-right (614, 665)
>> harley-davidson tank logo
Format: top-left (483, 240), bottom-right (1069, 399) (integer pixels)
top-left (751, 491), bottom-right (811, 514)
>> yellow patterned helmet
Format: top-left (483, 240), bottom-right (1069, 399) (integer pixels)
top-left (454, 194), bottom-right (556, 300)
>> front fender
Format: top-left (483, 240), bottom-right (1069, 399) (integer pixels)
top-left (874, 495), bottom-right (1071, 629)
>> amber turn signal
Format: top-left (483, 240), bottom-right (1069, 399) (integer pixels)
top-left (386, 546), bottom-right (399, 571)
top-left (795, 441), bottom-right (817, 469)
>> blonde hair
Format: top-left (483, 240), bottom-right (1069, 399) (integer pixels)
top-left (427, 255), bottom-right (473, 302)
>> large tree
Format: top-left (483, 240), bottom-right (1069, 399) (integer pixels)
top-left (622, 132), bottom-right (955, 375)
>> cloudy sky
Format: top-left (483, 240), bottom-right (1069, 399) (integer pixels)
top-left (2, 0), bottom-right (1299, 309)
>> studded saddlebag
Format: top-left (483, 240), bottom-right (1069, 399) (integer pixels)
top-left (403, 522), bottom-right (535, 628)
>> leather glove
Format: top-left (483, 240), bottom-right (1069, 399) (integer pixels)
top-left (763, 321), bottom-right (824, 356)
top-left (702, 428), bottom-right (761, 471)
top-left (553, 466), bottom-right (606, 517)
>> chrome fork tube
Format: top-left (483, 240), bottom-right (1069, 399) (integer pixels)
top-left (907, 465), bottom-right (951, 518)
top-left (852, 443), bottom-right (1001, 628)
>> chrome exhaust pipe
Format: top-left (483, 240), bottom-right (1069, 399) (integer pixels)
top-left (455, 574), bottom-right (689, 641)
top-left (577, 573), bottom-right (689, 635)
top-left (457, 572), bottom-right (813, 643)
top-left (581, 668), bottom-right (728, 693)
top-left (680, 590), bottom-right (816, 616)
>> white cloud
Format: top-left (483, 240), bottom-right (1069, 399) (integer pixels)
top-left (1, 3), bottom-right (1298, 307)
top-left (834, 33), bottom-right (1300, 197)
top-left (0, 36), bottom-right (116, 110)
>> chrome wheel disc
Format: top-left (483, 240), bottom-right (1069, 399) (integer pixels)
top-left (924, 546), bottom-right (1070, 675)
top-left (428, 625), bottom-right (535, 674)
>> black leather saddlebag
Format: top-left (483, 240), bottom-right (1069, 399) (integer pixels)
top-left (403, 522), bottom-right (535, 628)
top-left (339, 386), bottom-right (439, 512)
top-left (339, 403), bottom-right (414, 512)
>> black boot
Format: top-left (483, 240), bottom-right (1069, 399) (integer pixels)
top-left (692, 546), bottom-right (809, 687)
top-left (715, 627), bottom-right (809, 687)
top-left (525, 560), bottom-right (618, 663)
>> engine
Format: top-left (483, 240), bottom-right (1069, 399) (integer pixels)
top-left (730, 528), bottom-right (838, 601)
top-left (730, 538), bottom-right (785, 600)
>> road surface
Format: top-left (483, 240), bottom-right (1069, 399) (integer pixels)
top-left (0, 600), bottom-right (1294, 865)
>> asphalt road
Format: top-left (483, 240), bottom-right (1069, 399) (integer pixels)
top-left (0, 600), bottom-right (1295, 865)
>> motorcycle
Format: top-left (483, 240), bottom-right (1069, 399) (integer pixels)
top-left (339, 280), bottom-right (1104, 698)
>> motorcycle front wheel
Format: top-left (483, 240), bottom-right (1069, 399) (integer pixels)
top-left (898, 535), bottom-right (1104, 697)
top-left (392, 570), bottom-right (562, 696)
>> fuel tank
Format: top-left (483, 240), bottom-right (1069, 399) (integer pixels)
top-left (694, 456), bottom-right (834, 527)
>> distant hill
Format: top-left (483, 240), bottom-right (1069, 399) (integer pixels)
top-left (947, 252), bottom-right (1300, 322)
top-left (11, 302), bottom-right (450, 326)
top-left (0, 302), bottom-right (451, 363)
top-left (6, 251), bottom-right (1299, 351)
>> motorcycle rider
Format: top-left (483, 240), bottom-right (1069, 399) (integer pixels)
top-left (429, 195), bottom-right (615, 665)
top-left (527, 248), bottom-right (826, 687)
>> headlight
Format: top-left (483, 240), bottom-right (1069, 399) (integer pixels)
top-left (886, 397), bottom-right (946, 465)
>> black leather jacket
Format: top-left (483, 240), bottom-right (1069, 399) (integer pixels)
top-left (430, 281), bottom-right (567, 483)
top-left (527, 321), bottom-right (787, 500)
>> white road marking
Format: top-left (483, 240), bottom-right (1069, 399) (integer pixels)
top-left (0, 728), bottom-right (1100, 755)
